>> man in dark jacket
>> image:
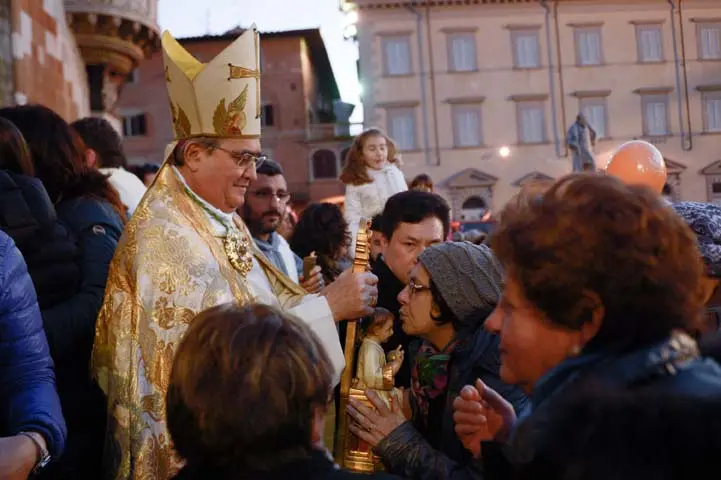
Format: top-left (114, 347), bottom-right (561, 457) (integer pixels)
top-left (0, 231), bottom-right (66, 478)
top-left (373, 191), bottom-right (450, 387)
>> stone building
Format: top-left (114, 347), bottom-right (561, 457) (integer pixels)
top-left (345, 0), bottom-right (721, 220)
top-left (0, 0), bottom-right (159, 123)
top-left (117, 28), bottom-right (353, 207)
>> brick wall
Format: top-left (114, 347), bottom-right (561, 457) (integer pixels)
top-left (10, 0), bottom-right (88, 120)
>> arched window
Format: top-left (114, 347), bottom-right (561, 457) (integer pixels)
top-left (462, 196), bottom-right (486, 210)
top-left (312, 149), bottom-right (338, 179)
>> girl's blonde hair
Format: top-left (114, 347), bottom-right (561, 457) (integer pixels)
top-left (340, 127), bottom-right (400, 186)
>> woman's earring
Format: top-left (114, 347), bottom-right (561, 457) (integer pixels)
top-left (569, 344), bottom-right (582, 356)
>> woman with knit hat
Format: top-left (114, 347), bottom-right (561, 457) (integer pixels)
top-left (347, 242), bottom-right (528, 480)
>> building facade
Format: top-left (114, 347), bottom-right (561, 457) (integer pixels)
top-left (0, 0), bottom-right (158, 123)
top-left (118, 28), bottom-right (353, 207)
top-left (348, 0), bottom-right (721, 219)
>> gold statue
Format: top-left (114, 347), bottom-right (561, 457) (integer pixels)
top-left (354, 308), bottom-right (404, 409)
top-left (335, 217), bottom-right (378, 473)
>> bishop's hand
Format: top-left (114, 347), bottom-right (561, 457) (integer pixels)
top-left (322, 269), bottom-right (378, 321)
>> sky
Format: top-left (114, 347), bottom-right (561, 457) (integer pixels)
top-left (157, 0), bottom-right (362, 122)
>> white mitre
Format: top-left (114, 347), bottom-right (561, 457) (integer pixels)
top-left (161, 26), bottom-right (261, 140)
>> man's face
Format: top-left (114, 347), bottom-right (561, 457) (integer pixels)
top-left (182, 138), bottom-right (260, 213)
top-left (381, 217), bottom-right (445, 283)
top-left (242, 173), bottom-right (290, 236)
top-left (370, 230), bottom-right (384, 262)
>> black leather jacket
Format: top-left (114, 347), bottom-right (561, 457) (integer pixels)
top-left (374, 327), bottom-right (529, 480)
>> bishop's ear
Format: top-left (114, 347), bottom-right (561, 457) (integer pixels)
top-left (182, 141), bottom-right (207, 172)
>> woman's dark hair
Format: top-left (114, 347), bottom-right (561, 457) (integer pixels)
top-left (0, 105), bottom-right (127, 222)
top-left (410, 173), bottom-right (433, 191)
top-left (428, 279), bottom-right (460, 331)
top-left (70, 116), bottom-right (128, 169)
top-left (289, 203), bottom-right (350, 281)
top-left (492, 173), bottom-right (704, 352)
top-left (0, 117), bottom-right (33, 176)
top-left (167, 304), bottom-right (333, 474)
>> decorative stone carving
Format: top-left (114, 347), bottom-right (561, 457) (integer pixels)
top-left (440, 168), bottom-right (498, 220)
top-left (64, 0), bottom-right (158, 30)
top-left (664, 158), bottom-right (686, 202)
top-left (511, 171), bottom-right (555, 187)
top-left (64, 0), bottom-right (160, 114)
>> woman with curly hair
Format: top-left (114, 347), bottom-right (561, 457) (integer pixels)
top-left (452, 173), bottom-right (721, 478)
top-left (0, 104), bottom-right (125, 479)
top-left (289, 203), bottom-right (351, 285)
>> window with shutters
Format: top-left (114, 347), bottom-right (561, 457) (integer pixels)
top-left (516, 102), bottom-right (546, 144)
top-left (698, 22), bottom-right (721, 60)
top-left (511, 29), bottom-right (541, 69)
top-left (451, 104), bottom-right (483, 148)
top-left (447, 33), bottom-right (477, 72)
top-left (574, 27), bottom-right (603, 66)
top-left (703, 92), bottom-right (721, 133)
top-left (261, 104), bottom-right (275, 127)
top-left (386, 107), bottom-right (417, 151)
top-left (381, 35), bottom-right (412, 76)
top-left (711, 180), bottom-right (721, 205)
top-left (122, 113), bottom-right (147, 137)
top-left (635, 24), bottom-right (664, 63)
top-left (311, 149), bottom-right (338, 180)
top-left (641, 94), bottom-right (670, 136)
top-left (579, 97), bottom-right (608, 139)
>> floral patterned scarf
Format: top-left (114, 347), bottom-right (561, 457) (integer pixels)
top-left (410, 338), bottom-right (461, 423)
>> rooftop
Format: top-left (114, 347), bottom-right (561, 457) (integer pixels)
top-left (177, 28), bottom-right (340, 101)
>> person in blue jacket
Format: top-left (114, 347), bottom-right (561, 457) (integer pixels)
top-left (0, 230), bottom-right (66, 478)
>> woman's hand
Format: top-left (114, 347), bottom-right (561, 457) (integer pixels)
top-left (300, 265), bottom-right (324, 294)
top-left (452, 379), bottom-right (518, 458)
top-left (347, 389), bottom-right (406, 447)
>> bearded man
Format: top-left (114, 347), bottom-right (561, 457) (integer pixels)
top-left (241, 159), bottom-right (323, 293)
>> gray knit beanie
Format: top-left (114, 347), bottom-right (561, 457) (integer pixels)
top-left (418, 241), bottom-right (504, 327)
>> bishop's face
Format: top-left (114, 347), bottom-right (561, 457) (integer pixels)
top-left (182, 138), bottom-right (261, 213)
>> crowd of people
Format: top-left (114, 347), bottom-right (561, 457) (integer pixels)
top-left (1, 25), bottom-right (721, 480)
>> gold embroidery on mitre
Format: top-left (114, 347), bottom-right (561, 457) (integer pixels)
top-left (212, 84), bottom-right (249, 136)
top-left (170, 101), bottom-right (192, 138)
top-left (161, 26), bottom-right (262, 139)
top-left (228, 62), bottom-right (261, 118)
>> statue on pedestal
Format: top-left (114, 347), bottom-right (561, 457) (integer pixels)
top-left (354, 308), bottom-right (404, 409)
top-left (567, 112), bottom-right (598, 172)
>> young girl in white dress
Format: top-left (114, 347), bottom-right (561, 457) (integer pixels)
top-left (340, 128), bottom-right (407, 257)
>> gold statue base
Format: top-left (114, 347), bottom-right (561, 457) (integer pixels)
top-left (336, 388), bottom-right (384, 473)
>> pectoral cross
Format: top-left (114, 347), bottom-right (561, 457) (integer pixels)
top-left (227, 31), bottom-right (261, 118)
